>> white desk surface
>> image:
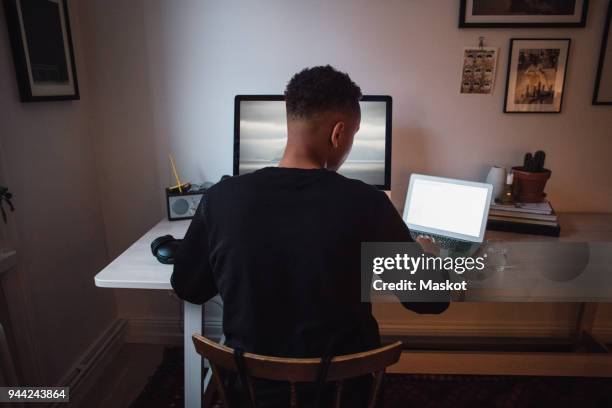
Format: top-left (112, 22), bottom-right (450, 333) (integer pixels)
top-left (94, 219), bottom-right (190, 290)
top-left (94, 213), bottom-right (612, 295)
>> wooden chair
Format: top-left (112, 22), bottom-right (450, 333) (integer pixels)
top-left (192, 334), bottom-right (402, 408)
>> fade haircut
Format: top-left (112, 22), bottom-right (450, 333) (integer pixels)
top-left (285, 65), bottom-right (362, 120)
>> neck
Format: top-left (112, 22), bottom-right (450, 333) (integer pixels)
top-left (278, 144), bottom-right (325, 169)
top-left (279, 120), bottom-right (328, 169)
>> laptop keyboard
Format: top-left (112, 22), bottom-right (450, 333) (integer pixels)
top-left (410, 231), bottom-right (473, 252)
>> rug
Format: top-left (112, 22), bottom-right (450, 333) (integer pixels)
top-left (131, 347), bottom-right (612, 408)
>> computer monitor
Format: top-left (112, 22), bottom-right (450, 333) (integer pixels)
top-left (233, 95), bottom-right (392, 190)
top-left (403, 174), bottom-right (493, 243)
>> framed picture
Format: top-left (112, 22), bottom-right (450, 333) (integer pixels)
top-left (460, 47), bottom-right (498, 94)
top-left (459, 0), bottom-right (589, 28)
top-left (504, 39), bottom-right (570, 113)
top-left (593, 1), bottom-right (612, 105)
top-left (3, 0), bottom-right (79, 102)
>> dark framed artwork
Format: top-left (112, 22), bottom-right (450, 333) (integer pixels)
top-left (504, 39), bottom-right (571, 113)
top-left (459, 0), bottom-right (589, 28)
top-left (593, 1), bottom-right (612, 105)
top-left (3, 0), bottom-right (79, 102)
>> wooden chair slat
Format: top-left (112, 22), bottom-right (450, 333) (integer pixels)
top-left (210, 363), bottom-right (231, 408)
top-left (245, 374), bottom-right (256, 408)
top-left (367, 370), bottom-right (385, 408)
top-left (290, 382), bottom-right (298, 408)
top-left (334, 380), bottom-right (344, 408)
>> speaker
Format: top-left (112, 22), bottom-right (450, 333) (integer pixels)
top-left (166, 189), bottom-right (205, 221)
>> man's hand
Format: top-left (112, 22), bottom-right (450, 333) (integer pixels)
top-left (415, 235), bottom-right (440, 257)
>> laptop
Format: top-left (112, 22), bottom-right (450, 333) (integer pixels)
top-left (402, 174), bottom-right (493, 251)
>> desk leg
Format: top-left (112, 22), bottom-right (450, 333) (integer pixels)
top-left (574, 302), bottom-right (609, 353)
top-left (184, 302), bottom-right (202, 408)
top-left (575, 302), bottom-right (598, 336)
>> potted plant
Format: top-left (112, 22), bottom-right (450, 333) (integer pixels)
top-left (512, 150), bottom-right (551, 203)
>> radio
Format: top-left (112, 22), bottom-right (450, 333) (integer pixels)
top-left (166, 185), bottom-right (206, 221)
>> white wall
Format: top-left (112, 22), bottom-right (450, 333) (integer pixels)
top-left (0, 1), bottom-right (116, 384)
top-left (78, 0), bottom-right (179, 321)
top-left (149, 0), bottom-right (612, 211)
top-left (78, 1), bottom-right (612, 331)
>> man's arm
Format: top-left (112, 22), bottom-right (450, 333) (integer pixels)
top-left (171, 198), bottom-right (218, 304)
top-left (371, 191), bottom-right (450, 314)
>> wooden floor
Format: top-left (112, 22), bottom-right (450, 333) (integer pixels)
top-left (80, 343), bottom-right (166, 408)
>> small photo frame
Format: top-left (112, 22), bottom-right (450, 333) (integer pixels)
top-left (460, 47), bottom-right (498, 95)
top-left (3, 0), bottom-right (79, 102)
top-left (459, 0), bottom-right (589, 28)
top-left (593, 1), bottom-right (612, 105)
top-left (504, 38), bottom-right (570, 113)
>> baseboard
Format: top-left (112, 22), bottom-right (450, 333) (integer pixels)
top-left (125, 318), bottom-right (223, 345)
top-left (52, 319), bottom-right (126, 408)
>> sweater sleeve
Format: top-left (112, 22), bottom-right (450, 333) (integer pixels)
top-left (171, 197), bottom-right (218, 304)
top-left (370, 191), bottom-right (450, 314)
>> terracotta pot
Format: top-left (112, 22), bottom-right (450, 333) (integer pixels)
top-left (511, 166), bottom-right (551, 203)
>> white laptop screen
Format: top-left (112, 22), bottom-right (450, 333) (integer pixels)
top-left (404, 176), bottom-right (491, 240)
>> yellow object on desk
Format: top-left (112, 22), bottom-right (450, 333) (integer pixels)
top-left (169, 154), bottom-right (183, 193)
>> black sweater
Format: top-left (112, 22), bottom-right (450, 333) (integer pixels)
top-left (171, 167), bottom-right (448, 358)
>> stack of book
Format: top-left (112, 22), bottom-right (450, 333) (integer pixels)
top-left (487, 200), bottom-right (560, 237)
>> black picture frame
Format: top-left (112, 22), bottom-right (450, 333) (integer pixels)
top-left (233, 94), bottom-right (393, 191)
top-left (503, 38), bottom-right (571, 114)
top-left (3, 0), bottom-right (79, 102)
top-left (459, 0), bottom-right (589, 28)
top-left (593, 1), bottom-right (612, 105)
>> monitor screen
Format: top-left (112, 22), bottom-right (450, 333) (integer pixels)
top-left (234, 95), bottom-right (392, 189)
top-left (403, 175), bottom-right (492, 241)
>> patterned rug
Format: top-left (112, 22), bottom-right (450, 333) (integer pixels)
top-left (130, 347), bottom-right (612, 408)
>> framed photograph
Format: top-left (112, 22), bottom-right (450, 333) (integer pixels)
top-left (459, 0), bottom-right (589, 28)
top-left (504, 39), bottom-right (570, 113)
top-left (3, 0), bottom-right (79, 102)
top-left (460, 47), bottom-right (498, 94)
top-left (593, 1), bottom-right (612, 105)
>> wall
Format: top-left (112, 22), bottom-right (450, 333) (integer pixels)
top-left (148, 0), bottom-right (612, 212)
top-left (79, 0), bottom-right (612, 335)
top-left (78, 0), bottom-right (180, 323)
top-left (0, 1), bottom-right (116, 384)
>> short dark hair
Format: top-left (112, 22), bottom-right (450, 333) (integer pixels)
top-left (285, 65), bottom-right (362, 120)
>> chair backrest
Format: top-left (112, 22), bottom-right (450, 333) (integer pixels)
top-left (192, 334), bottom-right (402, 408)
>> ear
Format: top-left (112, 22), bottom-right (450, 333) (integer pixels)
top-left (330, 121), bottom-right (345, 148)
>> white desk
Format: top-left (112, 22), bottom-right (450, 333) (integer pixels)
top-left (95, 213), bottom-right (612, 406)
top-left (93, 220), bottom-right (200, 407)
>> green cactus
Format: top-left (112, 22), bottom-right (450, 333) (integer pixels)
top-left (534, 150), bottom-right (545, 171)
top-left (523, 153), bottom-right (533, 171)
top-left (522, 150), bottom-right (546, 172)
